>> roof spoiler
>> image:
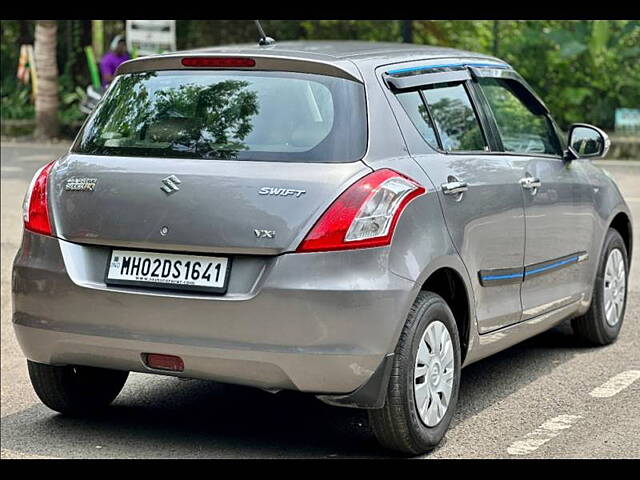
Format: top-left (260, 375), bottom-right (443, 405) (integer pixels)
top-left (116, 53), bottom-right (363, 84)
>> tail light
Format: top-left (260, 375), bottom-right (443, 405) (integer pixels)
top-left (297, 169), bottom-right (425, 253)
top-left (23, 160), bottom-right (55, 236)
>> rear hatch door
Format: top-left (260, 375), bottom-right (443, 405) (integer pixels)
top-left (50, 155), bottom-right (370, 255)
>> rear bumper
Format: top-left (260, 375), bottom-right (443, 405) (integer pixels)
top-left (12, 231), bottom-right (415, 395)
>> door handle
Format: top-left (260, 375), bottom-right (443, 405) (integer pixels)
top-left (520, 177), bottom-right (541, 190)
top-left (442, 181), bottom-right (469, 196)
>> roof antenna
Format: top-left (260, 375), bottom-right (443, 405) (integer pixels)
top-left (254, 20), bottom-right (276, 46)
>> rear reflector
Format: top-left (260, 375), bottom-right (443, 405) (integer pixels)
top-left (144, 353), bottom-right (184, 372)
top-left (181, 57), bottom-right (256, 68)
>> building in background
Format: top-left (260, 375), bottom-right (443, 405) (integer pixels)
top-left (126, 20), bottom-right (176, 57)
top-left (615, 108), bottom-right (640, 135)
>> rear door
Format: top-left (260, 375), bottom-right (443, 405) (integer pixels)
top-left (383, 64), bottom-right (526, 333)
top-left (473, 74), bottom-right (596, 319)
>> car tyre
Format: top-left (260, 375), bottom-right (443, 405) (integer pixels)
top-left (572, 228), bottom-right (628, 345)
top-left (368, 291), bottom-right (461, 455)
top-left (27, 360), bottom-right (129, 416)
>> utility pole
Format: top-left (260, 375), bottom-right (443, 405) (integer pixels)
top-left (402, 20), bottom-right (413, 44)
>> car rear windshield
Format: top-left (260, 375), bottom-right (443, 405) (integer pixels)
top-left (72, 70), bottom-right (367, 163)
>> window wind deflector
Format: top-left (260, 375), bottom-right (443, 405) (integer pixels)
top-left (384, 62), bottom-right (508, 91)
top-left (385, 70), bottom-right (471, 90)
top-left (469, 67), bottom-right (549, 115)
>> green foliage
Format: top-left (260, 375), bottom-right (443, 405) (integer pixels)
top-left (2, 20), bottom-right (638, 134)
top-left (59, 84), bottom-right (86, 126)
top-left (0, 85), bottom-right (34, 119)
top-left (413, 20), bottom-right (493, 52)
top-left (1, 20), bottom-right (23, 97)
top-left (497, 20), bottom-right (640, 129)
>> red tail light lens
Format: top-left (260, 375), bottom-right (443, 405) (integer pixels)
top-left (297, 169), bottom-right (425, 253)
top-left (181, 57), bottom-right (256, 68)
top-left (23, 161), bottom-right (55, 236)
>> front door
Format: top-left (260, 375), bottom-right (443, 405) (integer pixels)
top-left (475, 76), bottom-right (596, 319)
top-left (517, 157), bottom-right (595, 318)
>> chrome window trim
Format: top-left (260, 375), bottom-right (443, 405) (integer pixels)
top-left (386, 61), bottom-right (508, 76)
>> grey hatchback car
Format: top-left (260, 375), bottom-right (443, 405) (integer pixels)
top-left (13, 41), bottom-right (633, 454)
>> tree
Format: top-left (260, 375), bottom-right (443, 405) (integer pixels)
top-left (34, 20), bottom-right (59, 139)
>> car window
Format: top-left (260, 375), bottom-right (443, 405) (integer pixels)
top-left (421, 82), bottom-right (487, 152)
top-left (73, 70), bottom-right (367, 163)
top-left (478, 77), bottom-right (562, 156)
top-left (396, 91), bottom-right (439, 149)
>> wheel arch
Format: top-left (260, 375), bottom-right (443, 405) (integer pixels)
top-left (609, 211), bottom-right (633, 265)
top-left (419, 266), bottom-right (473, 364)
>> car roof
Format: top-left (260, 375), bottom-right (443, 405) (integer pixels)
top-left (177, 40), bottom-right (503, 66)
top-left (118, 40), bottom-right (508, 84)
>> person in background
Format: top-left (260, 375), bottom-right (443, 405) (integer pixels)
top-left (99, 35), bottom-right (130, 87)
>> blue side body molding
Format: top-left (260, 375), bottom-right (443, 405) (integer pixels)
top-left (482, 272), bottom-right (523, 281)
top-left (478, 251), bottom-right (588, 287)
top-left (525, 256), bottom-right (579, 276)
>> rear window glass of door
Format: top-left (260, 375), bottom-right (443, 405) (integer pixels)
top-left (478, 77), bottom-right (562, 156)
top-left (396, 91), bottom-right (439, 148)
top-left (72, 70), bottom-right (367, 163)
top-left (421, 82), bottom-right (487, 152)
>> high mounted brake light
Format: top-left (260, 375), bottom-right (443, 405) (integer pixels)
top-left (23, 160), bottom-right (55, 236)
top-left (297, 169), bottom-right (426, 253)
top-left (181, 57), bottom-right (256, 68)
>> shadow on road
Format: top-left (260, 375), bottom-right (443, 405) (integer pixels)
top-left (0, 321), bottom-right (600, 459)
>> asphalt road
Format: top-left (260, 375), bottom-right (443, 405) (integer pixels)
top-left (1, 142), bottom-right (639, 459)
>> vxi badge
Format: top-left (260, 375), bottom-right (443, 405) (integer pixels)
top-left (254, 229), bottom-right (276, 239)
top-left (258, 187), bottom-right (306, 198)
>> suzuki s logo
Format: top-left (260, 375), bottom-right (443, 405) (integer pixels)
top-left (258, 186), bottom-right (306, 198)
top-left (161, 175), bottom-right (181, 194)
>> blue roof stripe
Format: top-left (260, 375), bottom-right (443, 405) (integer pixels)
top-left (386, 62), bottom-right (509, 76)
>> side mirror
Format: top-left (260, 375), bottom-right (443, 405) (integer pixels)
top-left (564, 123), bottom-right (610, 161)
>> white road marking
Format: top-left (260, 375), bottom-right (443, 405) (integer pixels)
top-left (507, 415), bottom-right (583, 456)
top-left (589, 370), bottom-right (640, 398)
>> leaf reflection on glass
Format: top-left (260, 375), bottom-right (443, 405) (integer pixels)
top-left (429, 97), bottom-right (485, 151)
top-left (152, 80), bottom-right (259, 159)
top-left (80, 73), bottom-right (260, 160)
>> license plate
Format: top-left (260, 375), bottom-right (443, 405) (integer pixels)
top-left (105, 250), bottom-right (230, 293)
